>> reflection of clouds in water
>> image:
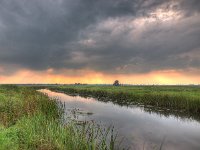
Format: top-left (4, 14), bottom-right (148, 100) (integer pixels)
top-left (41, 89), bottom-right (95, 103)
top-left (39, 89), bottom-right (200, 150)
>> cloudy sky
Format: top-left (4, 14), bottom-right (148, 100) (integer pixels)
top-left (0, 0), bottom-right (200, 84)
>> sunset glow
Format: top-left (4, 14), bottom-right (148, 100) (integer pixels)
top-left (0, 69), bottom-right (199, 85)
top-left (0, 0), bottom-right (200, 84)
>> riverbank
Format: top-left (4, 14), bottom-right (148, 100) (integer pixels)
top-left (0, 85), bottom-right (115, 150)
top-left (49, 85), bottom-right (200, 117)
top-left (40, 89), bottom-right (200, 150)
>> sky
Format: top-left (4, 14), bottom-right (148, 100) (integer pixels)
top-left (0, 0), bottom-right (200, 84)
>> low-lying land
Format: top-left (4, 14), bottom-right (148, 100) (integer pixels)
top-left (49, 85), bottom-right (200, 118)
top-left (0, 85), bottom-right (116, 150)
top-left (1, 85), bottom-right (199, 149)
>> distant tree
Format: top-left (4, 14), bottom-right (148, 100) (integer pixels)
top-left (113, 80), bottom-right (120, 86)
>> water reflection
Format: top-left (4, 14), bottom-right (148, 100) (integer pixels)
top-left (40, 89), bottom-right (200, 150)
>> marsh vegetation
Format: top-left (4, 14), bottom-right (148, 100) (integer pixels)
top-left (1, 85), bottom-right (200, 149)
top-left (40, 88), bottom-right (200, 150)
top-left (0, 85), bottom-right (116, 150)
top-left (49, 85), bottom-right (200, 118)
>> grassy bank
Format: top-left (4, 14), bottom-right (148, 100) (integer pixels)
top-left (49, 85), bottom-right (200, 116)
top-left (0, 85), bottom-right (116, 150)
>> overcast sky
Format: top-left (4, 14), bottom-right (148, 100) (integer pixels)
top-left (0, 0), bottom-right (200, 84)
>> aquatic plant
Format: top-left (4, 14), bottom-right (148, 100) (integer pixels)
top-left (0, 86), bottom-right (117, 150)
top-left (49, 85), bottom-right (200, 116)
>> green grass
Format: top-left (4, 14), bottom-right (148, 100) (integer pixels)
top-left (49, 85), bottom-right (200, 116)
top-left (0, 85), bottom-right (116, 150)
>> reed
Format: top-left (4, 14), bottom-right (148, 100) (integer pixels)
top-left (0, 85), bottom-right (116, 150)
top-left (49, 85), bottom-right (200, 116)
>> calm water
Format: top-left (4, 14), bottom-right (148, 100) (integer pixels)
top-left (40, 89), bottom-right (200, 150)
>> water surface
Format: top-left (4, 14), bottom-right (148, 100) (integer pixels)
top-left (40, 89), bottom-right (200, 150)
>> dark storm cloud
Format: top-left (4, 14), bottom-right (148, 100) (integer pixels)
top-left (0, 0), bottom-right (200, 75)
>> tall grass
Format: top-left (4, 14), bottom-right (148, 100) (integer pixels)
top-left (49, 85), bottom-right (200, 117)
top-left (0, 85), bottom-right (117, 150)
top-left (17, 114), bottom-right (116, 150)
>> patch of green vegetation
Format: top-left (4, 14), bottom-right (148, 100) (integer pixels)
top-left (0, 125), bottom-right (19, 150)
top-left (0, 85), bottom-right (116, 150)
top-left (49, 85), bottom-right (200, 116)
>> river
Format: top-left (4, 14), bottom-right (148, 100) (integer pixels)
top-left (40, 89), bottom-right (200, 150)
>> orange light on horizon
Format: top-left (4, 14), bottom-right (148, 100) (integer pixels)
top-left (0, 68), bottom-right (200, 85)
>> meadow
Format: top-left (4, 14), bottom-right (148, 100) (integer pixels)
top-left (1, 85), bottom-right (200, 150)
top-left (0, 85), bottom-right (116, 150)
top-left (49, 85), bottom-right (200, 117)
